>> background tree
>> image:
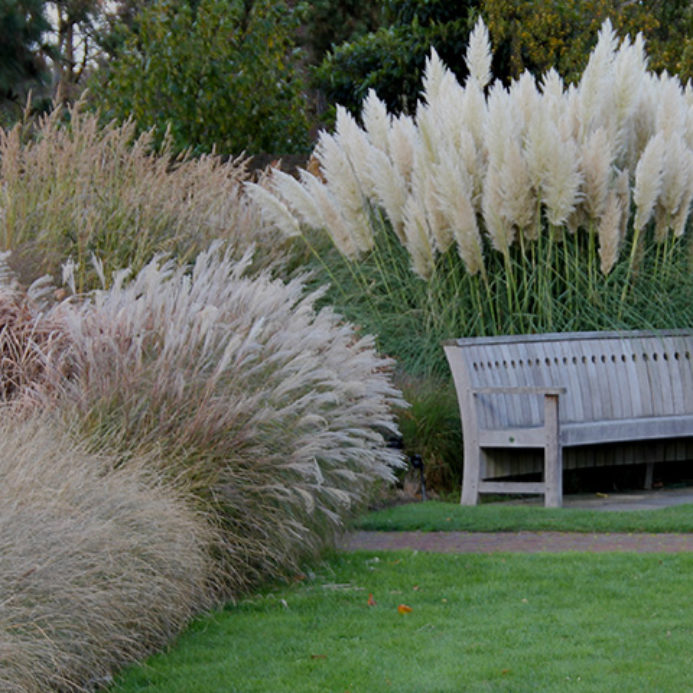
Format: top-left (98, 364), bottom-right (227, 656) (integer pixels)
top-left (313, 0), bottom-right (479, 118)
top-left (483, 0), bottom-right (691, 84)
top-left (0, 0), bottom-right (52, 118)
top-left (95, 0), bottom-right (310, 156)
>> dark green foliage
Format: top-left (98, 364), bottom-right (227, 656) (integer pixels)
top-left (395, 375), bottom-right (462, 492)
top-left (299, 0), bottom-right (383, 60)
top-left (0, 0), bottom-right (51, 107)
top-left (313, 0), bottom-right (479, 117)
top-left (96, 0), bottom-right (310, 156)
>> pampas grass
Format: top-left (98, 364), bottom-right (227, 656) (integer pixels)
top-left (249, 19), bottom-right (693, 375)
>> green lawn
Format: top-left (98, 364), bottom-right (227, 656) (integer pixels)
top-left (112, 550), bottom-right (693, 692)
top-left (355, 500), bottom-right (693, 533)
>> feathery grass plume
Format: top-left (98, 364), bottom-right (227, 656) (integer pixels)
top-left (598, 189), bottom-right (624, 274)
top-left (465, 17), bottom-right (492, 89)
top-left (244, 182), bottom-right (301, 238)
top-left (266, 169), bottom-right (326, 231)
top-left (580, 128), bottom-right (615, 221)
top-left (577, 20), bottom-right (617, 137)
top-left (367, 147), bottom-right (408, 240)
top-left (362, 89), bottom-right (391, 153)
top-left (633, 132), bottom-right (666, 231)
top-left (498, 139), bottom-right (535, 234)
top-left (0, 415), bottom-right (214, 693)
top-left (610, 33), bottom-right (647, 156)
top-left (46, 245), bottom-right (405, 592)
top-left (433, 151), bottom-right (483, 274)
top-left (388, 113), bottom-right (417, 183)
top-left (482, 167), bottom-right (514, 255)
top-left (654, 135), bottom-right (693, 241)
top-left (315, 114), bottom-right (374, 253)
top-left (655, 74), bottom-right (686, 139)
top-left (402, 195), bottom-right (436, 278)
top-left (0, 99), bottom-right (265, 292)
top-left (299, 170), bottom-right (361, 257)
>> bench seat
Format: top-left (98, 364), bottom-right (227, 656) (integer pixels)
top-left (480, 414), bottom-right (693, 448)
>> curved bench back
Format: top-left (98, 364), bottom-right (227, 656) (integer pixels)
top-left (444, 330), bottom-right (693, 431)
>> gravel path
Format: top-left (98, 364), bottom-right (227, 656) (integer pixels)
top-left (341, 530), bottom-right (693, 553)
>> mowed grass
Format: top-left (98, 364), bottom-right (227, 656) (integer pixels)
top-left (112, 550), bottom-right (693, 693)
top-left (355, 500), bottom-right (693, 533)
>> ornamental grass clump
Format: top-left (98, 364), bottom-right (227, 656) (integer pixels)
top-left (0, 99), bottom-right (276, 293)
top-left (0, 415), bottom-right (215, 693)
top-left (249, 19), bottom-right (693, 376)
top-left (43, 244), bottom-right (405, 593)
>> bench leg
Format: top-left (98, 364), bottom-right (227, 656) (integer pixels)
top-left (544, 393), bottom-right (563, 508)
top-left (461, 440), bottom-right (482, 506)
top-left (644, 462), bottom-right (654, 490)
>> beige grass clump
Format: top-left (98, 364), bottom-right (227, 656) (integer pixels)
top-left (0, 415), bottom-right (214, 693)
top-left (43, 245), bottom-right (405, 592)
top-left (0, 99), bottom-right (276, 292)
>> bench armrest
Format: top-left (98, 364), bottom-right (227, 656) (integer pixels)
top-left (472, 386), bottom-right (567, 396)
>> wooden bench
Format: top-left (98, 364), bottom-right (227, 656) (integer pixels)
top-left (443, 330), bottom-right (693, 508)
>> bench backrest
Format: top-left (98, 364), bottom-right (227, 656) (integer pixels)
top-left (443, 330), bottom-right (693, 431)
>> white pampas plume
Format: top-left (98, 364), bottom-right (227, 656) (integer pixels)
top-left (433, 150), bottom-right (483, 272)
top-left (270, 170), bottom-right (325, 230)
top-left (367, 146), bottom-right (408, 242)
top-left (423, 48), bottom-right (448, 105)
top-left (540, 128), bottom-right (583, 227)
top-left (465, 18), bottom-right (492, 89)
top-left (633, 132), bottom-right (666, 231)
top-left (655, 74), bottom-right (686, 139)
top-left (657, 135), bottom-right (692, 234)
top-left (461, 78), bottom-right (488, 150)
top-left (498, 139), bottom-right (535, 232)
top-left (485, 83), bottom-right (515, 166)
top-left (388, 114), bottom-right (417, 182)
top-left (509, 71), bottom-right (539, 138)
top-left (482, 167), bottom-right (514, 254)
top-left (362, 90), bottom-right (391, 153)
top-left (581, 127), bottom-right (614, 220)
top-left (598, 188), bottom-right (623, 274)
top-left (577, 20), bottom-right (616, 136)
top-left (244, 183), bottom-right (300, 237)
top-left (300, 171), bottom-right (359, 258)
top-left (402, 195), bottom-right (435, 279)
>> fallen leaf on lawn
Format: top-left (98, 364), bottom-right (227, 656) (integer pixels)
top-left (412, 585), bottom-right (420, 591)
top-left (310, 654), bottom-right (327, 660)
top-left (521, 598), bottom-right (528, 604)
top-left (397, 604), bottom-right (413, 614)
top-left (501, 669), bottom-right (511, 675)
top-left (368, 593), bottom-right (377, 607)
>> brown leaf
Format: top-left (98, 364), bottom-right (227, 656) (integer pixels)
top-left (397, 604), bottom-right (413, 614)
top-left (368, 593), bottom-right (377, 607)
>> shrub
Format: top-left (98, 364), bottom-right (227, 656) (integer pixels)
top-left (313, 0), bottom-right (478, 118)
top-left (38, 245), bottom-right (405, 593)
top-left (249, 19), bottom-right (693, 377)
top-left (0, 100), bottom-right (276, 292)
top-left (0, 415), bottom-right (215, 692)
top-left (96, 0), bottom-right (309, 157)
top-left (395, 374), bottom-right (463, 492)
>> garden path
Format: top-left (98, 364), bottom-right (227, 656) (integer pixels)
top-left (341, 486), bottom-right (693, 554)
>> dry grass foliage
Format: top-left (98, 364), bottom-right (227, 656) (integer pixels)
top-left (0, 415), bottom-right (215, 693)
top-left (0, 99), bottom-right (281, 292)
top-left (43, 244), bottom-right (405, 592)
